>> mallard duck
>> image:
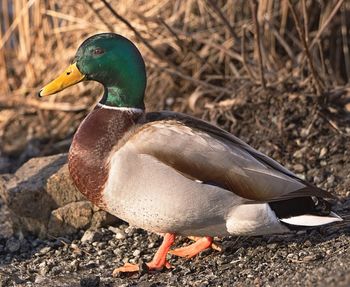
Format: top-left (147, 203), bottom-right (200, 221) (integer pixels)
top-left (39, 33), bottom-right (342, 275)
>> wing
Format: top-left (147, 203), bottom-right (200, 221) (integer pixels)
top-left (126, 111), bottom-right (332, 202)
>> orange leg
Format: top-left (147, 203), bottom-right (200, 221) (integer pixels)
top-left (112, 233), bottom-right (175, 276)
top-left (168, 236), bottom-right (214, 258)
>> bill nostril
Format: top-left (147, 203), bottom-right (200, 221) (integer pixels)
top-left (66, 71), bottom-right (71, 75)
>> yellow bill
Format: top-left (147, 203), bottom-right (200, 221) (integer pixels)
top-left (38, 63), bottom-right (85, 97)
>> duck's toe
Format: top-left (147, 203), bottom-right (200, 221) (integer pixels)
top-left (112, 262), bottom-right (141, 275)
top-left (187, 236), bottom-right (222, 252)
top-left (169, 236), bottom-right (214, 258)
top-left (146, 259), bottom-right (172, 270)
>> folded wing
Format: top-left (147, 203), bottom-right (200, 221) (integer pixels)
top-left (127, 111), bottom-right (332, 202)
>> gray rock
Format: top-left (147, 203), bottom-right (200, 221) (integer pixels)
top-left (0, 154), bottom-right (120, 238)
top-left (46, 163), bottom-right (85, 206)
top-left (48, 201), bottom-right (93, 237)
top-left (81, 229), bottom-right (103, 243)
top-left (91, 210), bottom-right (121, 229)
top-left (0, 154), bottom-right (67, 237)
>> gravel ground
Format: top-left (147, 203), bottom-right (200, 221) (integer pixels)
top-left (0, 207), bottom-right (349, 287)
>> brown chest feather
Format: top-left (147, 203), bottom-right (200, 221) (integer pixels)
top-left (68, 106), bottom-right (143, 207)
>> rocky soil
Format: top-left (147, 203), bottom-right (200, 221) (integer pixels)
top-left (0, 216), bottom-right (349, 287)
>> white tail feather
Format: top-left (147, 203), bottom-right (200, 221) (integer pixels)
top-left (280, 212), bottom-right (343, 227)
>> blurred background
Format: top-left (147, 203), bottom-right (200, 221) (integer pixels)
top-left (0, 0), bottom-right (349, 183)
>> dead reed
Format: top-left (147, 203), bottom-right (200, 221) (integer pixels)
top-left (0, 0), bottom-right (349, 156)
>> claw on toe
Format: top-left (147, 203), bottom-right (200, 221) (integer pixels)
top-left (210, 242), bottom-right (222, 252)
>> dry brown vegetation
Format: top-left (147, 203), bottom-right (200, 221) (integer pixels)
top-left (0, 0), bottom-right (349, 165)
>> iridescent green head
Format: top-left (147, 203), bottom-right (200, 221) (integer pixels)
top-left (39, 33), bottom-right (147, 109)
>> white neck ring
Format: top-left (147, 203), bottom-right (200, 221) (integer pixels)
top-left (97, 103), bottom-right (144, 113)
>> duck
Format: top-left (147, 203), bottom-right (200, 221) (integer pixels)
top-left (39, 33), bottom-right (342, 275)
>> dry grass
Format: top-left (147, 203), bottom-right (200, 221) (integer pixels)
top-left (0, 0), bottom-right (349, 156)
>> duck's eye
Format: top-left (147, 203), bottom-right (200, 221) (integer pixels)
top-left (92, 48), bottom-right (105, 56)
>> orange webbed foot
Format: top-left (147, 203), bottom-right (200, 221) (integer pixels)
top-left (168, 236), bottom-right (215, 258)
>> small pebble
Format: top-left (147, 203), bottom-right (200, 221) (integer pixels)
top-left (70, 259), bottom-right (78, 266)
top-left (327, 175), bottom-right (335, 185)
top-left (115, 231), bottom-right (126, 240)
top-left (319, 147), bottom-right (327, 158)
top-left (124, 226), bottom-right (136, 235)
top-left (133, 249), bottom-right (141, 257)
top-left (5, 238), bottom-right (21, 253)
top-left (71, 243), bottom-right (79, 249)
top-left (34, 275), bottom-right (46, 284)
top-left (51, 266), bottom-right (61, 275)
top-left (39, 266), bottom-right (48, 276)
top-left (302, 255), bottom-right (316, 262)
top-left (113, 248), bottom-right (122, 256)
top-left (70, 259), bottom-right (79, 271)
top-left (81, 230), bottom-right (102, 243)
top-left (39, 246), bottom-right (51, 255)
top-left (267, 243), bottom-right (277, 250)
top-left (293, 163), bottom-right (304, 173)
top-left (313, 175), bottom-right (322, 184)
top-left (108, 226), bottom-right (121, 234)
top-left (85, 260), bottom-right (97, 268)
top-left (345, 103), bottom-right (350, 112)
top-left (166, 97), bottom-right (174, 106)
